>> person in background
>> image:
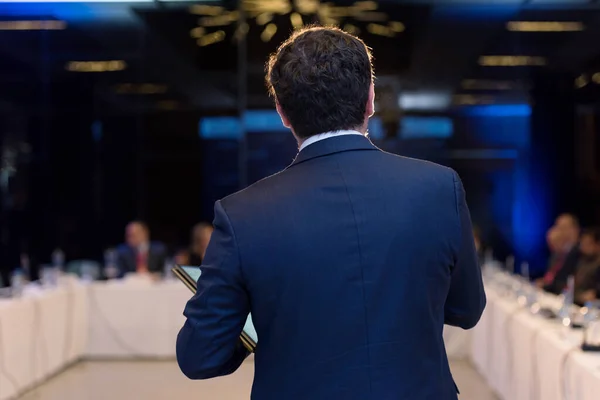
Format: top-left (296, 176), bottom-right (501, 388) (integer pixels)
top-left (574, 228), bottom-right (600, 305)
top-left (174, 248), bottom-right (190, 266)
top-left (472, 226), bottom-right (484, 265)
top-left (188, 223), bottom-right (213, 265)
top-left (537, 227), bottom-right (567, 287)
top-left (543, 213), bottom-right (581, 294)
top-left (115, 221), bottom-right (167, 278)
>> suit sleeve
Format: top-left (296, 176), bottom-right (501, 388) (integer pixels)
top-left (176, 200), bottom-right (250, 379)
top-left (444, 171), bottom-right (486, 329)
top-left (115, 248), bottom-right (129, 279)
top-left (150, 243), bottom-right (167, 275)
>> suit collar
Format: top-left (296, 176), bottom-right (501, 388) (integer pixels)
top-left (288, 134), bottom-right (379, 168)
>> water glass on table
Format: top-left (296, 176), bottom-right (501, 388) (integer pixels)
top-left (582, 300), bottom-right (600, 351)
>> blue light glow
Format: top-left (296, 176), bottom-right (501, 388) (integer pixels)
top-left (401, 116), bottom-right (453, 139)
top-left (199, 117), bottom-right (242, 140)
top-left (0, 3), bottom-right (97, 21)
top-left (243, 110), bottom-right (286, 133)
top-left (460, 104), bottom-right (532, 118)
top-left (512, 153), bottom-right (552, 269)
top-left (461, 103), bottom-right (549, 272)
top-left (367, 117), bottom-right (384, 140)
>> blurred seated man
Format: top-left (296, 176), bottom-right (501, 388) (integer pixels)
top-left (116, 221), bottom-right (167, 278)
top-left (574, 228), bottom-right (600, 305)
top-left (174, 248), bottom-right (190, 266)
top-left (543, 213), bottom-right (581, 294)
top-left (188, 223), bottom-right (213, 265)
top-left (536, 227), bottom-right (567, 287)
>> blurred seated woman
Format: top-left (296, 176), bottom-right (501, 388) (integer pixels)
top-left (188, 223), bottom-right (214, 266)
top-left (574, 228), bottom-right (600, 305)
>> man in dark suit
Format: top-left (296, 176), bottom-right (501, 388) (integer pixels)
top-left (115, 221), bottom-right (166, 278)
top-left (177, 27), bottom-right (485, 399)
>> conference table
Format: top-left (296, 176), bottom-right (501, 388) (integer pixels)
top-left (2, 270), bottom-right (600, 400)
top-left (84, 276), bottom-right (471, 360)
top-left (471, 270), bottom-right (600, 400)
top-left (0, 277), bottom-right (88, 400)
top-left (86, 277), bottom-right (190, 358)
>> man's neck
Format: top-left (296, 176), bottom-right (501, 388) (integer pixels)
top-left (297, 129), bottom-right (366, 151)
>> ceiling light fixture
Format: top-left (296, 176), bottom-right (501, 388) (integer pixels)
top-left (256, 13), bottom-right (272, 26)
top-left (389, 21), bottom-right (405, 33)
top-left (66, 60), bottom-right (126, 72)
top-left (189, 5), bottom-right (225, 16)
top-left (296, 0), bottom-right (320, 14)
top-left (453, 95), bottom-right (494, 105)
top-left (0, 20), bottom-right (66, 30)
top-left (461, 79), bottom-right (516, 90)
top-left (115, 83), bottom-right (168, 95)
top-left (190, 27), bottom-right (205, 38)
top-left (575, 74), bottom-right (589, 88)
top-left (199, 12), bottom-right (239, 27)
top-left (343, 24), bottom-right (360, 35)
top-left (261, 23), bottom-right (277, 42)
top-left (479, 56), bottom-right (546, 67)
top-left (354, 1), bottom-right (378, 11)
top-left (507, 21), bottom-right (584, 32)
top-left (156, 100), bottom-right (179, 111)
top-left (592, 73), bottom-right (600, 85)
top-left (367, 23), bottom-right (395, 37)
top-left (197, 30), bottom-right (225, 46)
top-left (290, 12), bottom-right (303, 29)
top-left (189, 1), bottom-right (401, 45)
top-left (399, 91), bottom-right (452, 111)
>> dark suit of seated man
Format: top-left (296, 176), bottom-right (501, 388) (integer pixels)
top-left (115, 221), bottom-right (167, 278)
top-left (177, 27), bottom-right (486, 400)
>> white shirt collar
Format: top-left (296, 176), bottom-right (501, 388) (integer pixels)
top-left (299, 130), bottom-right (365, 152)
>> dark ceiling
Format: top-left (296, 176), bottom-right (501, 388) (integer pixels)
top-left (1, 0), bottom-right (600, 115)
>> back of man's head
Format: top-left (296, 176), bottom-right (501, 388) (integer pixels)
top-left (266, 26), bottom-right (374, 139)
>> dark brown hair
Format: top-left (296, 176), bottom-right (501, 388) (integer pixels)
top-left (266, 26), bottom-right (374, 139)
top-left (582, 227), bottom-right (600, 243)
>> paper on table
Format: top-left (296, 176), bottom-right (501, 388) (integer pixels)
top-left (180, 265), bottom-right (258, 344)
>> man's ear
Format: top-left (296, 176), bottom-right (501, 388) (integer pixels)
top-left (365, 82), bottom-right (375, 118)
top-left (276, 102), bottom-right (292, 129)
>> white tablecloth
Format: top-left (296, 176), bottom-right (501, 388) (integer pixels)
top-left (0, 274), bottom-right (474, 400)
top-left (472, 273), bottom-right (600, 400)
top-left (0, 279), bottom-right (88, 400)
top-left (444, 325), bottom-right (471, 360)
top-left (86, 278), bottom-right (472, 360)
top-left (86, 279), bottom-right (190, 358)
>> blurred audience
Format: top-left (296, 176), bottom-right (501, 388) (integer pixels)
top-left (542, 213), bottom-right (581, 294)
top-left (573, 228), bottom-right (600, 305)
top-left (188, 223), bottom-right (213, 265)
top-left (115, 221), bottom-right (167, 278)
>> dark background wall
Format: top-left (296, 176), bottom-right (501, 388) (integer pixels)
top-left (1, 85), bottom-right (584, 278)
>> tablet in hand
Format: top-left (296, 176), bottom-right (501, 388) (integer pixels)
top-left (174, 265), bottom-right (257, 352)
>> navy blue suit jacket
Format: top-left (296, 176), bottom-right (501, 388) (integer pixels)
top-left (115, 242), bottom-right (167, 277)
top-left (177, 135), bottom-right (486, 399)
